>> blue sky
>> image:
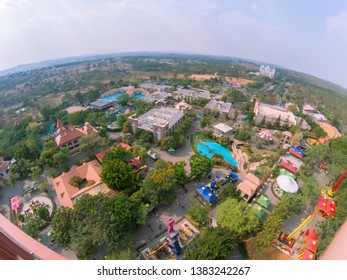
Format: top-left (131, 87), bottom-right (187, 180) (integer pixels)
top-left (1, 0), bottom-right (347, 87)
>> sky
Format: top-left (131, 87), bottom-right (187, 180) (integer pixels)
top-left (1, 0), bottom-right (347, 87)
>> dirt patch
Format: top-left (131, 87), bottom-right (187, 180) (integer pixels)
top-left (225, 77), bottom-right (254, 85)
top-left (37, 93), bottom-right (65, 107)
top-left (190, 74), bottom-right (219, 80)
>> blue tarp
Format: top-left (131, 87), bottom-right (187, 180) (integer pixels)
top-left (230, 172), bottom-right (238, 180)
top-left (196, 185), bottom-right (217, 203)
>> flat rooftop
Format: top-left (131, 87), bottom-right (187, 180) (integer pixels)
top-left (137, 107), bottom-right (184, 132)
top-left (90, 99), bottom-right (114, 108)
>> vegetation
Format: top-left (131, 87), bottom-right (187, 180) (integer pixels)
top-left (189, 154), bottom-right (213, 179)
top-left (51, 193), bottom-right (146, 259)
top-left (187, 204), bottom-right (210, 227)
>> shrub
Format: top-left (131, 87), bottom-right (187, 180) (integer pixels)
top-left (69, 176), bottom-right (83, 187)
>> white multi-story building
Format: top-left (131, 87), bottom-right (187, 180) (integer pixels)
top-left (259, 65), bottom-right (275, 79)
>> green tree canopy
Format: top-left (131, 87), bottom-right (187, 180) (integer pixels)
top-left (101, 158), bottom-right (134, 191)
top-left (183, 227), bottom-right (237, 260)
top-left (189, 154), bottom-right (213, 179)
top-left (215, 198), bottom-right (260, 237)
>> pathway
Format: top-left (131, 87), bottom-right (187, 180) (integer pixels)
top-left (231, 140), bottom-right (246, 179)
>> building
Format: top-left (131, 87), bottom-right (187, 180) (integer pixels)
top-left (89, 99), bottom-right (115, 110)
top-left (52, 160), bottom-right (115, 208)
top-left (302, 104), bottom-right (319, 115)
top-left (175, 100), bottom-right (192, 114)
top-left (259, 65), bottom-right (275, 79)
top-left (128, 107), bottom-right (185, 141)
top-left (0, 157), bottom-right (16, 184)
top-left (236, 173), bottom-right (262, 203)
top-left (54, 120), bottom-right (97, 154)
top-left (213, 123), bottom-right (233, 136)
top-left (253, 101), bottom-right (297, 127)
top-left (0, 214), bottom-right (66, 260)
top-left (173, 88), bottom-right (211, 102)
top-left (206, 100), bottom-right (235, 119)
top-left (280, 131), bottom-right (292, 146)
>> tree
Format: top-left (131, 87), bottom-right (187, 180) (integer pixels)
top-left (37, 206), bottom-right (50, 222)
top-left (132, 144), bottom-right (148, 159)
top-left (30, 166), bottom-right (41, 180)
top-left (174, 161), bottom-right (188, 186)
top-left (215, 198), bottom-right (260, 237)
top-left (79, 133), bottom-right (107, 157)
top-left (187, 204), bottom-right (210, 227)
top-left (136, 160), bottom-right (177, 206)
top-left (189, 154), bottom-right (213, 179)
top-left (103, 147), bottom-right (133, 163)
top-left (22, 216), bottom-right (41, 240)
top-left (101, 159), bottom-right (134, 191)
top-left (51, 207), bottom-right (75, 248)
top-left (218, 135), bottom-right (231, 146)
top-left (52, 148), bottom-right (70, 171)
top-left (312, 126), bottom-right (327, 138)
top-left (183, 227), bottom-right (237, 260)
top-left (234, 128), bottom-right (251, 141)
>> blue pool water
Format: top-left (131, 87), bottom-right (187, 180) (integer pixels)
top-left (102, 91), bottom-right (126, 100)
top-left (132, 93), bottom-right (144, 99)
top-left (197, 141), bottom-right (238, 167)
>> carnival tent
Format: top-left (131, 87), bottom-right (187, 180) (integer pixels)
top-left (258, 130), bottom-right (273, 141)
top-left (276, 175), bottom-right (299, 193)
top-left (257, 194), bottom-right (271, 209)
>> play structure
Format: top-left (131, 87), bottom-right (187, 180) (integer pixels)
top-left (128, 156), bottom-right (148, 180)
top-left (289, 146), bottom-right (304, 159)
top-left (274, 168), bottom-right (347, 258)
top-left (195, 169), bottom-right (238, 205)
top-left (297, 228), bottom-right (319, 260)
top-left (306, 137), bottom-right (327, 146)
top-left (145, 218), bottom-right (190, 260)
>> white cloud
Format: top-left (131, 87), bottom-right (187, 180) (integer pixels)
top-left (250, 3), bottom-right (258, 12)
top-left (326, 10), bottom-right (347, 39)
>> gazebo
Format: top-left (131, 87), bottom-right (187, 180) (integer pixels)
top-left (276, 175), bottom-right (299, 193)
top-left (258, 130), bottom-right (273, 142)
top-left (257, 194), bottom-right (271, 209)
top-left (252, 204), bottom-right (266, 218)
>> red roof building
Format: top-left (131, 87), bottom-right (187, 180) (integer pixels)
top-left (0, 156), bottom-right (16, 184)
top-left (0, 214), bottom-right (66, 260)
top-left (54, 120), bottom-right (97, 154)
top-left (52, 160), bottom-right (115, 208)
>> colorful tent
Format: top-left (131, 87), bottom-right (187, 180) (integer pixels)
top-left (196, 185), bottom-right (217, 204)
top-left (289, 146), bottom-right (304, 158)
top-left (276, 175), bottom-right (299, 193)
top-left (280, 160), bottom-right (298, 174)
top-left (299, 249), bottom-right (316, 260)
top-left (257, 194), bottom-right (271, 209)
top-left (258, 130), bottom-right (273, 141)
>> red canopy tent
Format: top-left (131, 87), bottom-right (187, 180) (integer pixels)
top-left (280, 160), bottom-right (298, 174)
top-left (305, 228), bottom-right (319, 253)
top-left (299, 249), bottom-right (316, 260)
top-left (317, 196), bottom-right (336, 218)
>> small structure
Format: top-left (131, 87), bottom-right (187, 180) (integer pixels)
top-left (279, 160), bottom-right (298, 174)
top-left (213, 123), bottom-right (233, 136)
top-left (0, 156), bottom-right (16, 184)
top-left (89, 99), bottom-right (115, 110)
top-left (280, 131), bottom-right (292, 146)
top-left (257, 194), bottom-right (271, 209)
top-left (52, 160), bottom-right (115, 208)
top-left (175, 100), bottom-right (192, 113)
top-left (236, 173), bottom-right (262, 203)
top-left (195, 185), bottom-right (217, 205)
top-left (206, 100), bottom-right (235, 119)
top-left (258, 130), bottom-right (273, 142)
top-left (147, 149), bottom-right (159, 160)
top-left (252, 204), bottom-right (266, 218)
top-left (289, 146), bottom-right (304, 159)
top-left (10, 196), bottom-right (20, 213)
top-left (54, 120), bottom-right (98, 154)
top-left (276, 175), bottom-right (299, 193)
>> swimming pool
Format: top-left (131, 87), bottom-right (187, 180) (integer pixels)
top-left (102, 91), bottom-right (126, 100)
top-left (197, 141), bottom-right (238, 167)
top-left (132, 93), bottom-right (144, 99)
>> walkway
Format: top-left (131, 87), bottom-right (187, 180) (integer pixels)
top-left (231, 140), bottom-right (246, 179)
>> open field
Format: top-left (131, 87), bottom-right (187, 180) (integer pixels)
top-left (189, 74), bottom-right (219, 80)
top-left (225, 77), bottom-right (254, 85)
